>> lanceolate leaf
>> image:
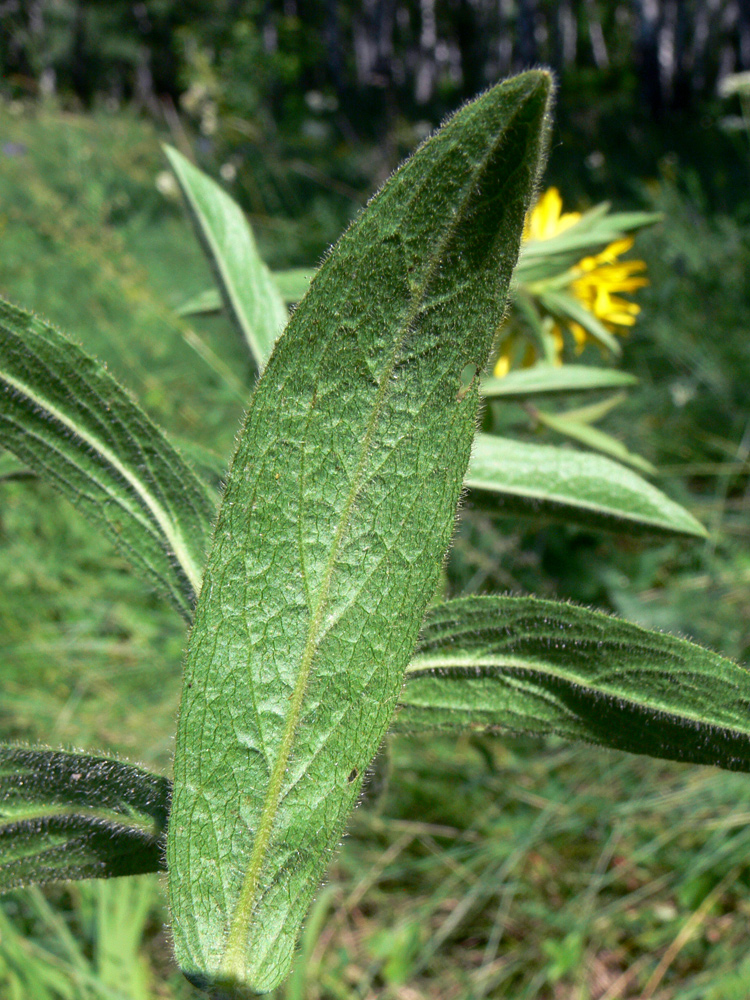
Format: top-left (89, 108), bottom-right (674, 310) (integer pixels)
top-left (0, 298), bottom-right (214, 619)
top-left (0, 746), bottom-right (169, 892)
top-left (396, 596), bottom-right (750, 773)
top-left (548, 392), bottom-right (627, 426)
top-left (480, 364), bottom-right (637, 400)
top-left (465, 434), bottom-right (705, 538)
top-left (165, 146), bottom-right (289, 369)
top-left (168, 71), bottom-right (552, 996)
top-left (515, 206), bottom-right (660, 282)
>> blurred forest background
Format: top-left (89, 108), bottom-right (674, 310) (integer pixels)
top-left (2, 2), bottom-right (750, 999)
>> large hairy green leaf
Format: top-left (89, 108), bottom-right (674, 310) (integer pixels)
top-left (396, 596), bottom-right (750, 771)
top-left (165, 146), bottom-right (289, 369)
top-left (0, 746), bottom-right (169, 891)
top-left (0, 299), bottom-right (214, 618)
top-left (465, 433), bottom-right (705, 538)
top-left (168, 71), bottom-right (553, 996)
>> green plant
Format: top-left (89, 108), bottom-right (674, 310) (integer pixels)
top-left (1, 70), bottom-right (750, 999)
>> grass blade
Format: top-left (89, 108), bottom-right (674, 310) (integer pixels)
top-left (168, 71), bottom-right (553, 996)
top-left (396, 595), bottom-right (750, 774)
top-left (164, 145), bottom-right (289, 369)
top-left (0, 298), bottom-right (214, 619)
top-left (0, 746), bottom-right (169, 891)
top-left (465, 433), bottom-right (705, 537)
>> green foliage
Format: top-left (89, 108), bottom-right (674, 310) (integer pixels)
top-left (399, 596), bottom-right (750, 772)
top-left (168, 72), bottom-right (552, 995)
top-left (164, 146), bottom-right (288, 369)
top-left (465, 434), bottom-right (703, 537)
top-left (0, 299), bottom-right (213, 619)
top-left (479, 364), bottom-right (638, 399)
top-left (530, 406), bottom-right (657, 473)
top-left (0, 747), bottom-right (169, 891)
top-left (1, 71), bottom-right (748, 1000)
top-left (177, 269), bottom-right (311, 318)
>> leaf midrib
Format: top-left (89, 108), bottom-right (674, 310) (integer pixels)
top-left (403, 655), bottom-right (750, 733)
top-left (218, 102), bottom-right (525, 979)
top-left (0, 803), bottom-right (163, 835)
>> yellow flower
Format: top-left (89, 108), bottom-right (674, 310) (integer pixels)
top-left (568, 236), bottom-right (648, 348)
top-left (493, 189), bottom-right (648, 377)
top-left (523, 187), bottom-right (581, 241)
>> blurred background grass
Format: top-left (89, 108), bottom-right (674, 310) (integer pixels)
top-left (2, 2), bottom-right (750, 997)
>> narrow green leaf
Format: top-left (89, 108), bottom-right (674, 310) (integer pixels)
top-left (513, 287), bottom-right (560, 364)
top-left (480, 364), bottom-right (637, 400)
top-left (0, 746), bottom-right (169, 891)
top-left (465, 434), bottom-right (706, 538)
top-left (533, 408), bottom-right (656, 473)
top-left (168, 71), bottom-right (553, 996)
top-left (396, 595), bottom-right (750, 774)
top-left (164, 146), bottom-right (289, 369)
top-left (0, 298), bottom-right (214, 618)
top-left (515, 206), bottom-right (660, 280)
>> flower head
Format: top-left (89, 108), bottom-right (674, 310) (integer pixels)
top-left (568, 236), bottom-right (649, 348)
top-left (493, 188), bottom-right (649, 377)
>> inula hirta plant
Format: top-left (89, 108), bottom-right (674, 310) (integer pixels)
top-left (2, 71), bottom-right (750, 998)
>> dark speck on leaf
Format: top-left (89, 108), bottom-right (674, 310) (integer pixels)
top-left (347, 767), bottom-right (358, 783)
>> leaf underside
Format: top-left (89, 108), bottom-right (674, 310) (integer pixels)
top-left (0, 298), bottom-right (214, 619)
top-left (168, 71), bottom-right (552, 996)
top-left (396, 596), bottom-right (750, 773)
top-left (465, 434), bottom-right (706, 538)
top-left (0, 746), bottom-right (169, 892)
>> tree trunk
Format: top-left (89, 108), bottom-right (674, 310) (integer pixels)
top-left (739, 0), bottom-right (750, 68)
top-left (633, 0), bottom-right (663, 117)
top-left (516, 0), bottom-right (538, 69)
top-left (415, 0), bottom-right (438, 103)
